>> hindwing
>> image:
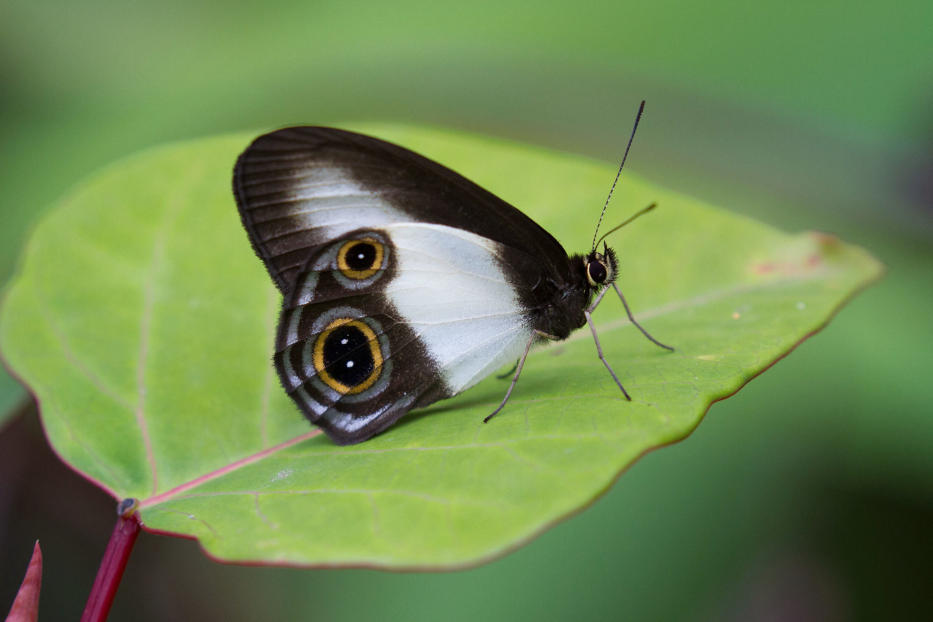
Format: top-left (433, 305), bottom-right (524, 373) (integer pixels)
top-left (274, 224), bottom-right (533, 444)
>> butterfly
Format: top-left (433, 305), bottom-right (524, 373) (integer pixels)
top-left (232, 102), bottom-right (672, 445)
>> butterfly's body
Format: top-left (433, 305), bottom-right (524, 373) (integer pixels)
top-left (234, 124), bottom-right (663, 445)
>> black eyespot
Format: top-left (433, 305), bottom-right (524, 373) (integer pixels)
top-left (323, 325), bottom-right (374, 387)
top-left (336, 237), bottom-right (385, 280)
top-left (587, 261), bottom-right (607, 285)
top-left (313, 318), bottom-right (383, 394)
top-left (345, 242), bottom-right (376, 271)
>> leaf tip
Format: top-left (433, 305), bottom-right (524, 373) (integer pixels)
top-left (6, 540), bottom-right (42, 622)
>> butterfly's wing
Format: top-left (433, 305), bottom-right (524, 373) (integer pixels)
top-left (233, 127), bottom-right (570, 444)
top-left (233, 126), bottom-right (570, 294)
top-left (274, 224), bottom-right (538, 443)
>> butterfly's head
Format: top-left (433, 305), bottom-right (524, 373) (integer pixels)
top-left (584, 243), bottom-right (618, 288)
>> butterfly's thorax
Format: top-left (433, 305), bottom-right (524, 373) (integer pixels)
top-left (528, 254), bottom-right (593, 339)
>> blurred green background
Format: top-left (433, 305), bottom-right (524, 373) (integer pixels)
top-left (1, 1), bottom-right (930, 620)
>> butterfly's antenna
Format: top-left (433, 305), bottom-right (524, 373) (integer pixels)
top-left (594, 202), bottom-right (657, 249)
top-left (591, 100), bottom-right (646, 252)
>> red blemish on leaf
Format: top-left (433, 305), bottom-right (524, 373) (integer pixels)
top-left (6, 541), bottom-right (42, 622)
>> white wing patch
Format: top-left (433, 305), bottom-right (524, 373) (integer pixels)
top-left (268, 166), bottom-right (410, 242)
top-left (383, 223), bottom-right (533, 395)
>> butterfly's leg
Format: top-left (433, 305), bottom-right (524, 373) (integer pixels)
top-left (584, 308), bottom-right (632, 401)
top-left (483, 331), bottom-right (546, 423)
top-left (587, 282), bottom-right (611, 313)
top-left (611, 283), bottom-right (674, 352)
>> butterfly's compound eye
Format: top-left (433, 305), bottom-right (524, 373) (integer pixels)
top-left (337, 237), bottom-right (385, 279)
top-left (313, 318), bottom-right (383, 395)
top-left (586, 260), bottom-right (608, 286)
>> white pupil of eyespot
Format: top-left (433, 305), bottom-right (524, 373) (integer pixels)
top-left (346, 360), bottom-right (354, 368)
top-left (340, 338), bottom-right (348, 345)
top-left (357, 253), bottom-right (365, 259)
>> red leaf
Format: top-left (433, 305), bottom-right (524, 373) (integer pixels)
top-left (6, 541), bottom-right (42, 622)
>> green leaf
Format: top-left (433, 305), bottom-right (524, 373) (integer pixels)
top-left (1, 236), bottom-right (28, 427)
top-left (0, 366), bottom-right (25, 429)
top-left (0, 125), bottom-right (881, 568)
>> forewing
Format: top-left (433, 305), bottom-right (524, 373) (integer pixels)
top-left (233, 126), bottom-right (569, 293)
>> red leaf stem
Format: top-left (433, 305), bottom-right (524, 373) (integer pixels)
top-left (80, 499), bottom-right (141, 622)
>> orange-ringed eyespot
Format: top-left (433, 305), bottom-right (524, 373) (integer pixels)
top-left (312, 318), bottom-right (383, 394)
top-left (336, 238), bottom-right (384, 279)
